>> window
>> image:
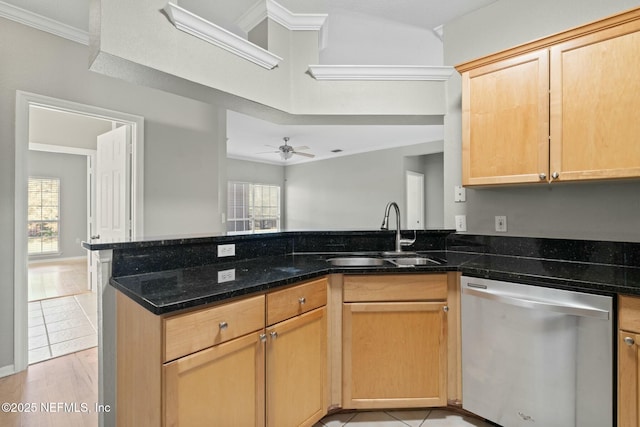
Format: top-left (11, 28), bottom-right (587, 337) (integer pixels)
top-left (28, 177), bottom-right (60, 254)
top-left (227, 182), bottom-right (281, 234)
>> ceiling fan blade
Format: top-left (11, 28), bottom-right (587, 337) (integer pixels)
top-left (293, 151), bottom-right (315, 158)
top-left (292, 146), bottom-right (310, 151)
top-left (256, 150), bottom-right (280, 154)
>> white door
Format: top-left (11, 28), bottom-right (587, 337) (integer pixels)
top-left (96, 126), bottom-right (131, 242)
top-left (406, 171), bottom-right (424, 229)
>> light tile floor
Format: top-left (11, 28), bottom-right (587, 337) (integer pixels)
top-left (316, 409), bottom-right (496, 427)
top-left (28, 258), bottom-right (89, 301)
top-left (28, 292), bottom-right (98, 364)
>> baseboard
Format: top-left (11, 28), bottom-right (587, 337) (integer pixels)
top-left (0, 364), bottom-right (16, 379)
top-left (28, 255), bottom-right (87, 265)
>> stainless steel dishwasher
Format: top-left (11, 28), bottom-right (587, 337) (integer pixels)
top-left (460, 276), bottom-right (613, 427)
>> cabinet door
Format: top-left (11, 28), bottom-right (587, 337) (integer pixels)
top-left (164, 331), bottom-right (265, 427)
top-left (550, 20), bottom-right (640, 182)
top-left (619, 330), bottom-right (640, 427)
top-left (342, 302), bottom-right (447, 409)
top-left (266, 307), bottom-right (327, 427)
top-left (461, 49), bottom-right (549, 186)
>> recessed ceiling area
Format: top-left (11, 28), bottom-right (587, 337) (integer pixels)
top-left (3, 0), bottom-right (494, 165)
top-left (226, 110), bottom-right (444, 165)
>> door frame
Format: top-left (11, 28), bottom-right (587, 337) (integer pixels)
top-left (13, 91), bottom-right (144, 373)
top-left (405, 170), bottom-right (425, 230)
top-left (29, 142), bottom-right (97, 292)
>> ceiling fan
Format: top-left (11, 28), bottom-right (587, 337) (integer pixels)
top-left (260, 137), bottom-right (315, 160)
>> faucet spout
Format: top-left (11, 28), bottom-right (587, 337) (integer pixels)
top-left (380, 202), bottom-right (414, 253)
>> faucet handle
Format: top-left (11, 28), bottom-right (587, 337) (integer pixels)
top-left (400, 230), bottom-right (417, 247)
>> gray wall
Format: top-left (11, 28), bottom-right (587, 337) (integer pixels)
top-left (424, 153), bottom-right (444, 229)
top-left (227, 158), bottom-right (285, 186)
top-left (443, 0), bottom-right (640, 242)
top-left (284, 142), bottom-right (443, 230)
top-left (27, 151), bottom-right (88, 260)
top-left (1, 18), bottom-right (224, 370)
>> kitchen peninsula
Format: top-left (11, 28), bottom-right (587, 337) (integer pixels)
top-left (84, 230), bottom-right (640, 426)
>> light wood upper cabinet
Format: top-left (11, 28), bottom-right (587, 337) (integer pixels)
top-left (461, 50), bottom-right (550, 186)
top-left (457, 7), bottom-right (640, 186)
top-left (549, 19), bottom-right (640, 182)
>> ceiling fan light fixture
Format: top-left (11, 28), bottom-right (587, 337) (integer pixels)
top-left (280, 150), bottom-right (293, 160)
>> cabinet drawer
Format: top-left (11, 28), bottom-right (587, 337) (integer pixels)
top-left (164, 295), bottom-right (265, 362)
top-left (343, 274), bottom-right (447, 302)
top-left (267, 278), bottom-right (327, 326)
top-left (620, 295), bottom-right (640, 333)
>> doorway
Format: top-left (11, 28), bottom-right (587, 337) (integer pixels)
top-left (14, 91), bottom-right (144, 373)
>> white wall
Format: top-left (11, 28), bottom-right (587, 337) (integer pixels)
top-left (91, 0), bottom-right (447, 117)
top-left (320, 8), bottom-right (443, 65)
top-left (285, 142), bottom-right (443, 230)
top-left (443, 0), bottom-right (640, 241)
top-left (0, 17), bottom-right (224, 371)
top-left (28, 151), bottom-right (88, 260)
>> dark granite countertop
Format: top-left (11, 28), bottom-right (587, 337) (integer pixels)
top-left (111, 249), bottom-right (640, 315)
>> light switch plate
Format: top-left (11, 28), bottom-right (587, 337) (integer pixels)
top-left (455, 215), bottom-right (467, 232)
top-left (495, 216), bottom-right (507, 232)
top-left (454, 185), bottom-right (466, 202)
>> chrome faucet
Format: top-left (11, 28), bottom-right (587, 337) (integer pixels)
top-left (380, 202), bottom-right (416, 253)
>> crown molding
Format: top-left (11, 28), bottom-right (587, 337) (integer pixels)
top-left (164, 2), bottom-right (282, 70)
top-left (307, 65), bottom-right (455, 81)
top-left (237, 0), bottom-right (327, 33)
top-left (0, 0), bottom-right (89, 45)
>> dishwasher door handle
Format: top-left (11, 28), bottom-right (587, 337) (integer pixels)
top-left (462, 286), bottom-right (610, 320)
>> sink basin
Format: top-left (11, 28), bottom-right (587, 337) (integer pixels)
top-left (327, 257), bottom-right (387, 267)
top-left (388, 256), bottom-right (442, 266)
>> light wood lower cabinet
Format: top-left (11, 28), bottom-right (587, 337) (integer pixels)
top-left (266, 307), bottom-right (327, 427)
top-left (163, 331), bottom-right (265, 427)
top-left (341, 274), bottom-right (448, 409)
top-left (618, 295), bottom-right (640, 427)
top-left (116, 277), bottom-right (329, 427)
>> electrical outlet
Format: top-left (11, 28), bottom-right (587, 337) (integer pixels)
top-left (454, 185), bottom-right (466, 202)
top-left (217, 269), bottom-right (236, 283)
top-left (217, 244), bottom-right (236, 257)
top-left (455, 215), bottom-right (467, 232)
top-left (495, 215), bottom-right (507, 232)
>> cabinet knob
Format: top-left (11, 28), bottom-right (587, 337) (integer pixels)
top-left (624, 336), bottom-right (635, 346)
top-left (259, 333), bottom-right (267, 343)
top-left (270, 331), bottom-right (278, 339)
top-left (539, 173), bottom-right (546, 180)
top-left (219, 321), bottom-right (228, 330)
top-left (551, 171), bottom-right (560, 179)
top-left (298, 297), bottom-right (306, 304)
top-left (443, 306), bottom-right (449, 312)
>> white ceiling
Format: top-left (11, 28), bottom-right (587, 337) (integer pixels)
top-left (3, 0), bottom-right (495, 165)
top-left (227, 111), bottom-right (443, 165)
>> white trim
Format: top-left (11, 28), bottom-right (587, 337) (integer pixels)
top-left (29, 142), bottom-right (97, 157)
top-left (266, 0), bottom-right (327, 31)
top-left (0, 364), bottom-right (16, 379)
top-left (0, 0), bottom-right (89, 45)
top-left (163, 2), bottom-right (282, 70)
top-left (432, 25), bottom-right (444, 42)
top-left (236, 0), bottom-right (328, 50)
top-left (14, 91), bottom-right (144, 375)
top-left (237, 0), bottom-right (327, 32)
top-left (236, 0), bottom-right (268, 34)
top-left (307, 65), bottom-right (455, 81)
top-left (28, 255), bottom-right (88, 265)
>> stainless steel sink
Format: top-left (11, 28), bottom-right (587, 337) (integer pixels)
top-left (327, 257), bottom-right (387, 267)
top-left (388, 256), bottom-right (441, 266)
